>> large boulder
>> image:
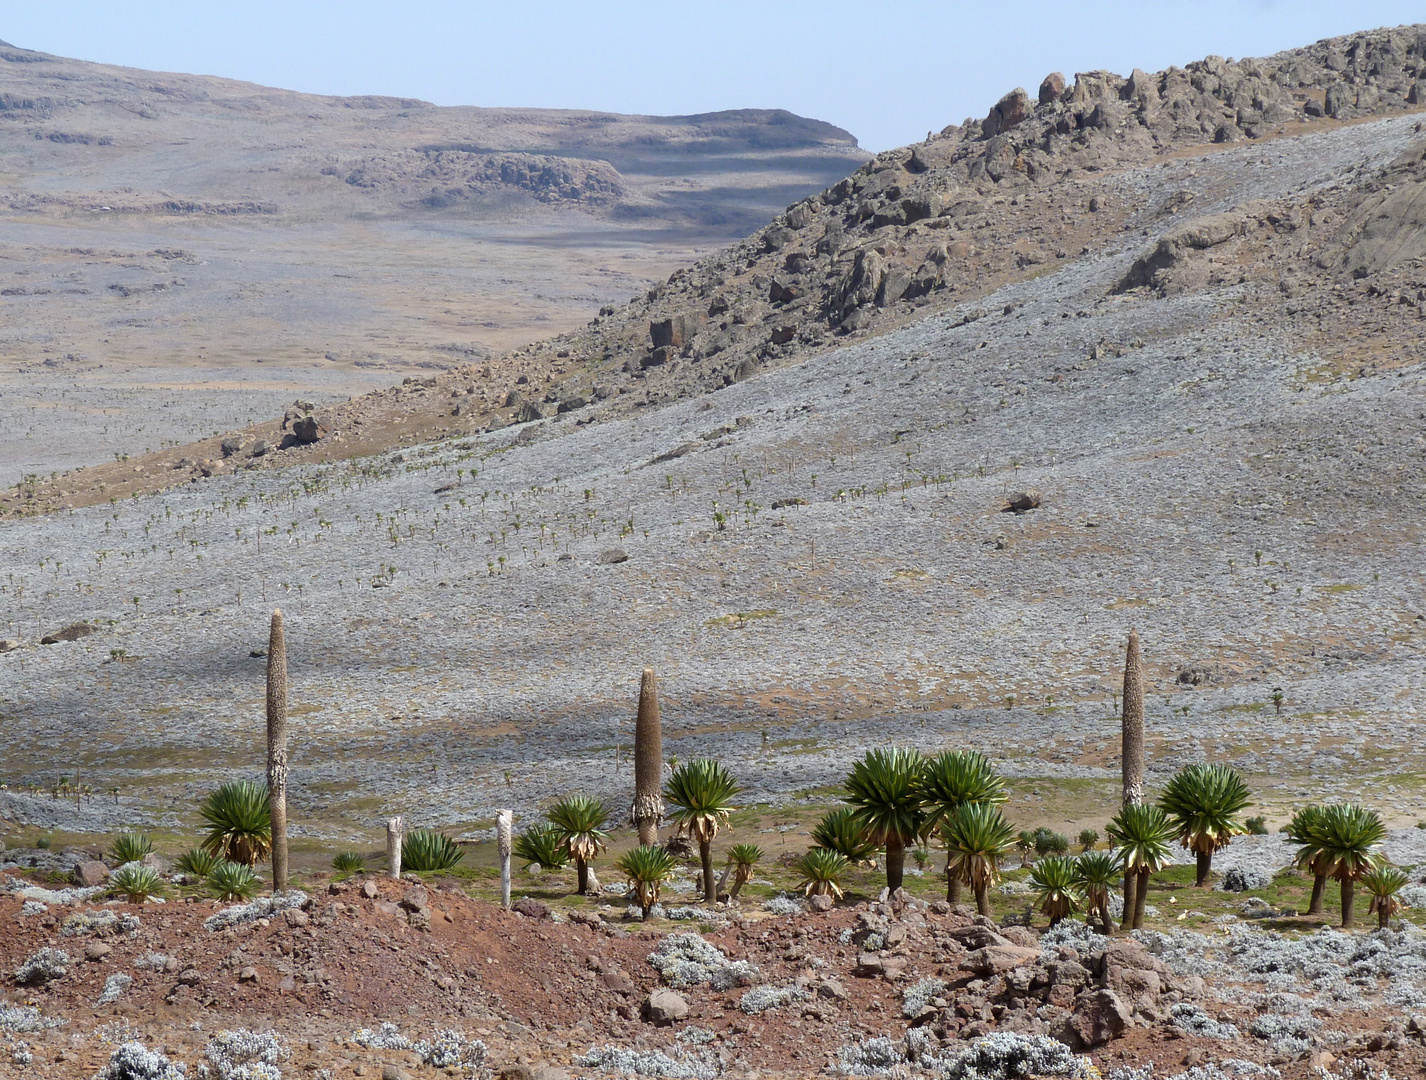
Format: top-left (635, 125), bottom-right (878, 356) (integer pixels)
top-left (41, 623), bottom-right (95, 645)
top-left (1066, 988), bottom-right (1132, 1048)
top-left (982, 88), bottom-right (1031, 138)
top-left (641, 989), bottom-right (689, 1024)
top-left (72, 861), bottom-right (108, 887)
top-left (961, 944), bottom-right (1041, 976)
top-left (290, 416), bottom-right (325, 444)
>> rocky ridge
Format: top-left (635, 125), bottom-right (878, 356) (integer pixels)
top-left (11, 24), bottom-right (1426, 514)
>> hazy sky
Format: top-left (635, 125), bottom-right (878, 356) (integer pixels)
top-left (5, 2), bottom-right (1424, 151)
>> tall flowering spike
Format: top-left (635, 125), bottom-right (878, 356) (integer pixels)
top-left (631, 667), bottom-right (664, 845)
top-left (1121, 628), bottom-right (1144, 808)
top-left (496, 809), bottom-right (513, 910)
top-left (266, 608), bottom-right (289, 892)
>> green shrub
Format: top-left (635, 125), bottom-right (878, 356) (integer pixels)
top-left (1076, 828), bottom-right (1100, 852)
top-left (1245, 815), bottom-right (1269, 836)
top-left (332, 851), bottom-right (366, 873)
top-left (109, 862), bottom-right (163, 903)
top-left (811, 806), bottom-right (878, 864)
top-left (198, 781), bottom-right (272, 865)
top-left (108, 832), bottom-right (154, 864)
top-left (795, 848), bottom-right (849, 900)
top-left (402, 829), bottom-right (464, 872)
top-left (1033, 827), bottom-right (1069, 856)
top-left (616, 844), bottom-right (679, 918)
top-left (512, 823), bottom-right (569, 870)
top-left (208, 860), bottom-right (260, 902)
top-left (175, 847), bottom-right (219, 876)
top-left (35, 836), bottom-right (51, 850)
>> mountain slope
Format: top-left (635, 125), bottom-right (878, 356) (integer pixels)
top-left (0, 30), bottom-right (1423, 846)
top-left (13, 23), bottom-right (1426, 509)
top-left (0, 39), bottom-right (867, 475)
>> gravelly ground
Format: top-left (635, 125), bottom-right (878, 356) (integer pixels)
top-left (1, 112), bottom-right (1423, 850)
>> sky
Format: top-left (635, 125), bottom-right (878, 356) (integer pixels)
top-left (4, 2), bottom-right (1425, 152)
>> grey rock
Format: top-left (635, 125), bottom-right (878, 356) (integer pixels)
top-left (290, 416), bottom-right (324, 444)
top-left (513, 897), bottom-right (549, 919)
top-left (40, 623), bottom-right (95, 644)
top-left (73, 860), bottom-right (109, 887)
top-left (641, 988), bottom-right (689, 1024)
top-left (596, 548), bottom-right (628, 565)
top-left (1067, 988), bottom-right (1133, 1048)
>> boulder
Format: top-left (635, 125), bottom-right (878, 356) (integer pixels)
top-left (513, 897), bottom-right (550, 920)
top-left (219, 435), bottom-right (252, 458)
top-left (284, 908), bottom-right (310, 928)
top-left (650, 314), bottom-right (702, 348)
top-left (762, 227), bottom-right (796, 252)
top-left (1067, 988), bottom-right (1132, 1048)
top-left (600, 971), bottom-right (635, 995)
top-left (400, 885), bottom-right (429, 912)
top-left (835, 249), bottom-right (886, 318)
top-left (73, 861), bottom-right (109, 887)
top-left (0, 639), bottom-right (19, 653)
top-left (877, 266), bottom-right (913, 307)
top-left (596, 548), bottom-right (629, 565)
top-left (360, 880), bottom-right (379, 900)
top-left (84, 942), bottom-right (113, 961)
top-left (514, 401), bottom-right (545, 424)
top-left (290, 416), bottom-right (324, 444)
top-left (1325, 82), bottom-right (1350, 118)
top-left (982, 88), bottom-right (1031, 138)
top-left (41, 623), bottom-right (95, 645)
top-left (945, 925), bottom-right (1013, 950)
top-left (769, 325), bottom-right (797, 346)
top-left (808, 893), bottom-right (834, 912)
top-left (960, 945), bottom-right (1041, 976)
top-left (816, 978), bottom-right (848, 1001)
top-left (1039, 73), bottom-right (1066, 104)
top-left (769, 277), bottom-right (799, 304)
top-left (641, 988), bottom-right (689, 1024)
top-left (854, 954), bottom-right (908, 978)
top-left (1003, 489), bottom-right (1041, 513)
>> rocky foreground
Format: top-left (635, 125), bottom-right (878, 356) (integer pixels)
top-left (4, 860), bottom-right (1426, 1080)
